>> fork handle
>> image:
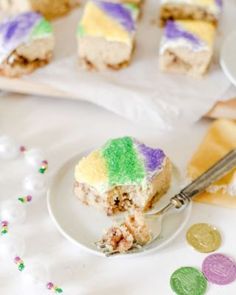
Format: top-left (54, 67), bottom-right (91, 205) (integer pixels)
top-left (171, 148), bottom-right (236, 209)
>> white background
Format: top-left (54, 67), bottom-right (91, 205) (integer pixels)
top-left (0, 92), bottom-right (236, 295)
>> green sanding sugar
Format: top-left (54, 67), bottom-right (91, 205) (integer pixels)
top-left (124, 3), bottom-right (139, 12)
top-left (102, 137), bottom-right (145, 186)
top-left (77, 25), bottom-right (85, 37)
top-left (31, 19), bottom-right (53, 39)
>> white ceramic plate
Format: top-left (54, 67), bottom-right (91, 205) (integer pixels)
top-left (47, 150), bottom-right (192, 257)
top-left (220, 30), bottom-right (236, 87)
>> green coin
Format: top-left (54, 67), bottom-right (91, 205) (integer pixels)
top-left (186, 223), bottom-right (221, 253)
top-left (170, 267), bottom-right (207, 295)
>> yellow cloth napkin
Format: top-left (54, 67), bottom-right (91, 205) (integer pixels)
top-left (188, 119), bottom-right (236, 208)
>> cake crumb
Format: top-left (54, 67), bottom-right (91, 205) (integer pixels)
top-left (97, 211), bottom-right (152, 255)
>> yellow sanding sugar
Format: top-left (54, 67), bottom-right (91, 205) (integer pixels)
top-left (80, 1), bottom-right (131, 44)
top-left (196, 0), bottom-right (217, 7)
top-left (75, 151), bottom-right (108, 185)
top-left (179, 20), bottom-right (216, 47)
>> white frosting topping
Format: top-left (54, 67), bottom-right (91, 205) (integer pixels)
top-left (159, 36), bottom-right (209, 54)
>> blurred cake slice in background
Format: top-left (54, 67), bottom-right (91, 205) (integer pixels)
top-left (159, 20), bottom-right (216, 76)
top-left (160, 0), bottom-right (223, 26)
top-left (0, 0), bottom-right (79, 19)
top-left (0, 12), bottom-right (54, 77)
top-left (74, 136), bottom-right (172, 215)
top-left (77, 0), bottom-right (137, 70)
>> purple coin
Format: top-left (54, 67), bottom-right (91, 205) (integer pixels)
top-left (202, 253), bottom-right (236, 285)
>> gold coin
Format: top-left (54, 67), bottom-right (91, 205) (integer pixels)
top-left (186, 223), bottom-right (222, 253)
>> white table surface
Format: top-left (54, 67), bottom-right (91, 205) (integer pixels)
top-left (0, 93), bottom-right (236, 295)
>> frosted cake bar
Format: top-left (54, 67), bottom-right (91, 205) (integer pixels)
top-left (77, 0), bottom-right (137, 70)
top-left (74, 136), bottom-right (172, 216)
top-left (159, 20), bottom-right (216, 76)
top-left (0, 0), bottom-right (79, 19)
top-left (0, 12), bottom-right (54, 77)
top-left (160, 0), bottom-right (223, 26)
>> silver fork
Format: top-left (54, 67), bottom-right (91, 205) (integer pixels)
top-left (107, 148), bottom-right (236, 256)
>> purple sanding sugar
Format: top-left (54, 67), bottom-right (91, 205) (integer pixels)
top-left (138, 143), bottom-right (166, 173)
top-left (215, 0), bottom-right (223, 8)
top-left (0, 12), bottom-right (41, 44)
top-left (165, 20), bottom-right (201, 46)
top-left (97, 1), bottom-right (135, 32)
